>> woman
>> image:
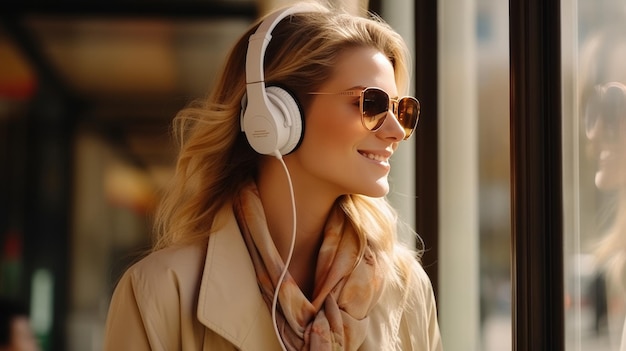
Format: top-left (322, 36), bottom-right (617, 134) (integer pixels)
top-left (103, 1), bottom-right (442, 350)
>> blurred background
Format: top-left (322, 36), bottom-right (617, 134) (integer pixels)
top-left (5, 0), bottom-right (510, 350)
top-left (3, 0), bottom-right (620, 350)
top-left (1, 2), bottom-right (261, 350)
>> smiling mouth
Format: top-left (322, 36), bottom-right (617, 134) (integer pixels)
top-left (359, 151), bottom-right (388, 162)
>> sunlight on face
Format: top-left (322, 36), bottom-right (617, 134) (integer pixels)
top-left (285, 46), bottom-right (406, 199)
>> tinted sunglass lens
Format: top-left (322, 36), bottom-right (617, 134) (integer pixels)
top-left (398, 98), bottom-right (419, 138)
top-left (362, 89), bottom-right (389, 130)
top-left (585, 85), bottom-right (626, 139)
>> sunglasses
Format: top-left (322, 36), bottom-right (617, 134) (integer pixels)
top-left (309, 87), bottom-right (420, 140)
top-left (584, 82), bottom-right (626, 140)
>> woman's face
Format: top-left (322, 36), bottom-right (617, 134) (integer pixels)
top-left (585, 82), bottom-right (626, 191)
top-left (286, 46), bottom-right (406, 198)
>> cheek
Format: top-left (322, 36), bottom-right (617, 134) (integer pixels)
top-left (304, 103), bottom-right (364, 149)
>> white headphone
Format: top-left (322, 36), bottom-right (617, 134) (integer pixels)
top-left (240, 5), bottom-right (316, 156)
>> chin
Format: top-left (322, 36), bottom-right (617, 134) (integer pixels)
top-left (344, 177), bottom-right (390, 198)
top-left (364, 189), bottom-right (389, 198)
top-left (364, 181), bottom-right (390, 198)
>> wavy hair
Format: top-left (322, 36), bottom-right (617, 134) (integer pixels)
top-left (152, 1), bottom-right (420, 289)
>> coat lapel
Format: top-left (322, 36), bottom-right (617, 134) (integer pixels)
top-left (196, 205), bottom-right (282, 350)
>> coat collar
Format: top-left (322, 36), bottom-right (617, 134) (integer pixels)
top-left (196, 204), bottom-right (282, 350)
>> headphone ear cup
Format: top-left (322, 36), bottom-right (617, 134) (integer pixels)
top-left (265, 86), bottom-right (304, 155)
top-left (240, 84), bottom-right (304, 156)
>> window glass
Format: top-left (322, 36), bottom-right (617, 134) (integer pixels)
top-left (564, 1), bottom-right (626, 350)
top-left (476, 1), bottom-right (511, 350)
top-left (439, 1), bottom-right (511, 350)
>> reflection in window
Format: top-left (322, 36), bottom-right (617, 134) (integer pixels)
top-left (565, 1), bottom-right (626, 350)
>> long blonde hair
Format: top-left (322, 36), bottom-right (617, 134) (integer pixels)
top-left (153, 1), bottom-right (419, 288)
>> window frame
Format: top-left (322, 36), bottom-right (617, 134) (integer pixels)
top-left (414, 0), bottom-right (565, 349)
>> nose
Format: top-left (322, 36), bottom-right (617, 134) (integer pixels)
top-left (376, 110), bottom-right (406, 141)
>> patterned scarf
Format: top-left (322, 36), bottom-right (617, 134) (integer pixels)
top-left (233, 183), bottom-right (383, 350)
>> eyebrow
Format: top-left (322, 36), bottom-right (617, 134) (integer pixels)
top-left (313, 85), bottom-right (400, 99)
top-left (350, 85), bottom-right (399, 99)
top-left (347, 85), bottom-right (366, 90)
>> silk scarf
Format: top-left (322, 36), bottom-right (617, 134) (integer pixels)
top-left (233, 183), bottom-right (383, 350)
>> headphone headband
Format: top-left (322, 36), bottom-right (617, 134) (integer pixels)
top-left (245, 4), bottom-right (319, 85)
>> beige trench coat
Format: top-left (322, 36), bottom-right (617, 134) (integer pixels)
top-left (103, 205), bottom-right (443, 351)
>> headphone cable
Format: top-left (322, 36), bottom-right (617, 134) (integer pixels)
top-left (271, 150), bottom-right (296, 351)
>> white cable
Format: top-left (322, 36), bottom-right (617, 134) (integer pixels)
top-left (271, 150), bottom-right (297, 351)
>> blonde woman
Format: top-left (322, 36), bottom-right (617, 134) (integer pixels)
top-left (103, 1), bottom-right (442, 350)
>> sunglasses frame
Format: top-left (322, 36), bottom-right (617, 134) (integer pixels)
top-left (584, 82), bottom-right (626, 139)
top-left (309, 87), bottom-right (420, 140)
